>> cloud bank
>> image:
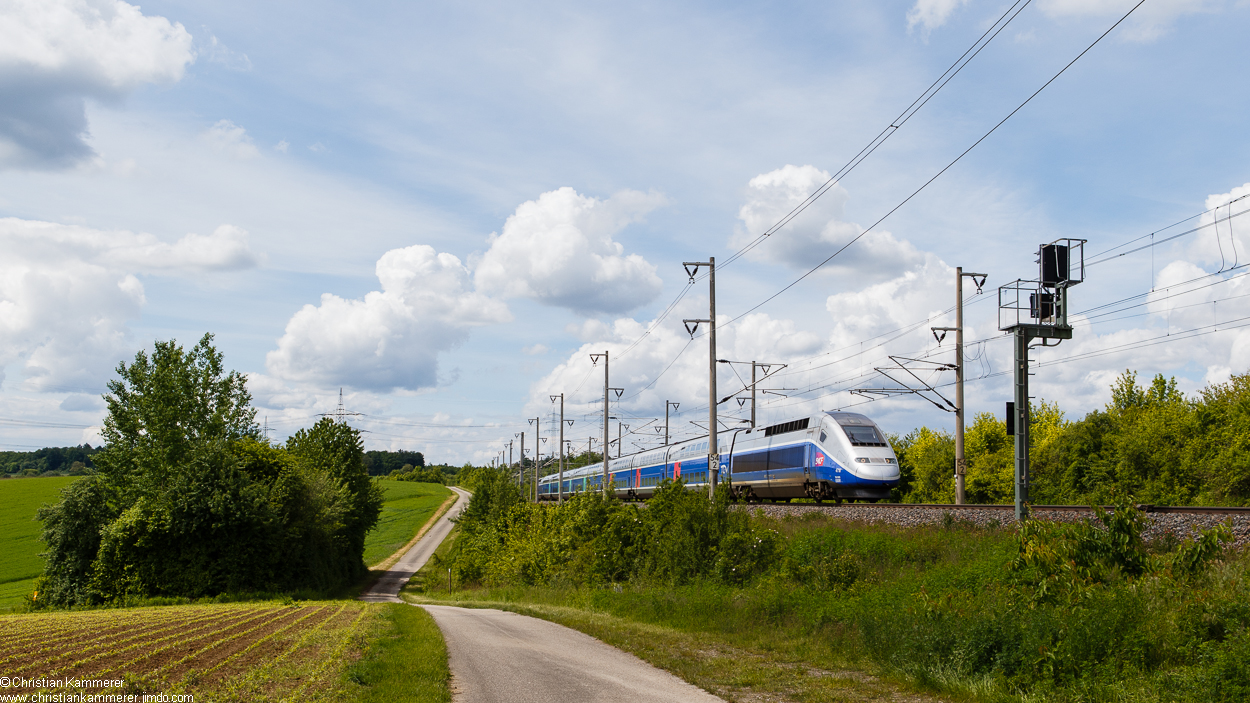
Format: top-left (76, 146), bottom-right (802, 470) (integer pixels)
top-left (0, 217), bottom-right (259, 391)
top-left (266, 245), bottom-right (511, 392)
top-left (267, 185), bottom-right (664, 392)
top-left (0, 0), bottom-right (194, 169)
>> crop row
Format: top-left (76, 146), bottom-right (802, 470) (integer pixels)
top-left (80, 606), bottom-right (287, 679)
top-left (1, 606), bottom-right (239, 670)
top-left (0, 606), bottom-right (222, 651)
top-left (2, 602), bottom-right (377, 701)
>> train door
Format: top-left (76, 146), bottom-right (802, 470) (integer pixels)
top-left (765, 440), bottom-right (807, 497)
top-left (753, 435), bottom-right (777, 498)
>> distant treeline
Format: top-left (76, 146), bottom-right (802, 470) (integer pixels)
top-left (385, 463), bottom-right (461, 484)
top-left (5, 446), bottom-right (430, 480)
top-left (893, 369), bottom-right (1250, 506)
top-left (1, 445), bottom-right (99, 478)
top-left (363, 449), bottom-right (424, 476)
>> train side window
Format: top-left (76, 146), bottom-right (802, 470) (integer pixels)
top-left (820, 431), bottom-right (828, 443)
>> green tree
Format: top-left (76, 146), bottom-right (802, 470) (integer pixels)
top-left (36, 476), bottom-right (115, 605)
top-left (287, 418), bottom-right (383, 576)
top-left (38, 335), bottom-right (377, 605)
top-left (964, 411), bottom-right (1013, 503)
top-left (897, 427), bottom-right (955, 503)
top-left (93, 334), bottom-right (258, 506)
top-left (1196, 372), bottom-right (1250, 503)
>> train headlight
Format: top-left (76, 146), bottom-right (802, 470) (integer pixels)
top-left (855, 457), bottom-right (870, 463)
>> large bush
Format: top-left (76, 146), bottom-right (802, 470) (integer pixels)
top-left (449, 471), bottom-right (775, 588)
top-left (36, 335), bottom-right (380, 606)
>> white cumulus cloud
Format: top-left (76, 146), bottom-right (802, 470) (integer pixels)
top-left (0, 0), bottom-right (194, 169)
top-left (0, 217), bottom-right (260, 391)
top-left (734, 164), bottom-right (923, 282)
top-left (907, 0), bottom-right (970, 32)
top-left (266, 244), bottom-right (512, 392)
top-left (908, 0), bottom-right (1219, 39)
top-left (527, 298), bottom-right (825, 443)
top-left (202, 120), bottom-right (259, 160)
top-left (474, 186), bottom-right (666, 315)
top-left (825, 253), bottom-right (955, 342)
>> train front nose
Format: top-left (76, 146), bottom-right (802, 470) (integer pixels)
top-left (851, 459), bottom-right (899, 481)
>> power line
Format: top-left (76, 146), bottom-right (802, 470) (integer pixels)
top-left (714, 0), bottom-right (1147, 335)
top-left (1087, 195), bottom-right (1250, 265)
top-left (589, 1), bottom-right (1036, 371)
top-left (718, 0), bottom-right (1036, 272)
top-left (0, 417), bottom-right (94, 430)
top-left (1079, 267), bottom-right (1250, 321)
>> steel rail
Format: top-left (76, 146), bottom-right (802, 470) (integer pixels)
top-left (785, 503), bottom-right (1250, 515)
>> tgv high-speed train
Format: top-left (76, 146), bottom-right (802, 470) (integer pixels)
top-left (538, 411), bottom-right (899, 503)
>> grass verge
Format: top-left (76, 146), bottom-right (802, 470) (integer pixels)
top-left (414, 477), bottom-right (1250, 702)
top-left (403, 592), bottom-right (946, 703)
top-left (342, 602), bottom-right (450, 703)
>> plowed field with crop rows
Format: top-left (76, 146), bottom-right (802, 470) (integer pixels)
top-left (0, 601), bottom-right (379, 701)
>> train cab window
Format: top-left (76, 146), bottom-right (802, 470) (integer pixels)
top-left (819, 430), bottom-right (828, 443)
top-left (839, 423), bottom-right (887, 447)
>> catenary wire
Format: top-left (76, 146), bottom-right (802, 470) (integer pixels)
top-left (713, 0), bottom-right (1148, 336)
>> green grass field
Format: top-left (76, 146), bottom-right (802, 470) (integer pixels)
top-left (0, 476), bottom-right (77, 610)
top-left (0, 478), bottom-right (451, 609)
top-left (363, 481), bottom-right (452, 567)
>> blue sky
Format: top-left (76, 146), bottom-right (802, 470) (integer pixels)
top-left (2, 0), bottom-right (1249, 464)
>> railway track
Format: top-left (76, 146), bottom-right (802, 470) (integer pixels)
top-left (753, 502), bottom-right (1250, 515)
top-left (731, 501), bottom-right (1250, 547)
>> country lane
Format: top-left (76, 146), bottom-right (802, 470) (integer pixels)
top-left (360, 486), bottom-right (471, 603)
top-left (420, 604), bottom-right (727, 703)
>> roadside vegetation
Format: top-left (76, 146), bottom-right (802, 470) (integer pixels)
top-left (342, 603), bottom-right (450, 703)
top-left (417, 468), bottom-right (1248, 702)
top-left (894, 369), bottom-right (1250, 506)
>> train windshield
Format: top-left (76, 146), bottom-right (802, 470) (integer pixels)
top-left (840, 423), bottom-right (887, 447)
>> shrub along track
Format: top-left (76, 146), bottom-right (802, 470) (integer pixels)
top-left (0, 602), bottom-right (378, 700)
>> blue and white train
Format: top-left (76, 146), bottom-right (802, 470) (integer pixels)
top-left (538, 411), bottom-right (899, 503)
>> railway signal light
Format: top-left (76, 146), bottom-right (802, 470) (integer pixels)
top-left (999, 239), bottom-right (1085, 520)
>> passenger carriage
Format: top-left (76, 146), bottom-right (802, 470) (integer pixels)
top-left (537, 411), bottom-right (899, 503)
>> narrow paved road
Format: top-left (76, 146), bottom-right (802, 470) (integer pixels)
top-left (360, 486), bottom-right (470, 603)
top-left (421, 604), bottom-right (726, 703)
